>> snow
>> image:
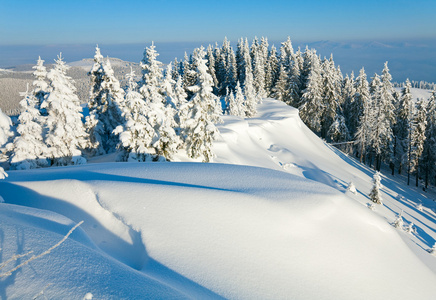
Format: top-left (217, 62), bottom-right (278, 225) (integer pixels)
top-left (1, 98), bottom-right (436, 299)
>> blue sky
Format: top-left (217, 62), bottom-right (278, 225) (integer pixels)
top-left (1, 0), bottom-right (436, 45)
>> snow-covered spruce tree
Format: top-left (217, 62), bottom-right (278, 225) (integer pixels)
top-left (238, 38), bottom-right (252, 89)
top-left (0, 108), bottom-right (14, 169)
top-left (342, 72), bottom-right (357, 137)
top-left (327, 114), bottom-right (350, 144)
top-left (9, 85), bottom-right (48, 170)
top-left (265, 44), bottom-right (279, 96)
top-left (206, 44), bottom-right (219, 93)
top-left (353, 68), bottom-right (371, 162)
top-left (0, 108), bottom-right (13, 150)
top-left (140, 42), bottom-right (181, 161)
top-left (368, 73), bottom-right (393, 171)
top-left (86, 46), bottom-right (125, 155)
top-left (243, 66), bottom-right (258, 118)
top-left (380, 62), bottom-right (396, 131)
top-left (113, 69), bottom-right (155, 162)
top-left (369, 171), bottom-right (382, 204)
top-left (299, 50), bottom-right (323, 134)
top-left (42, 54), bottom-right (88, 166)
top-left (394, 79), bottom-right (413, 175)
top-left (271, 64), bottom-right (289, 103)
top-left (179, 46), bottom-right (222, 162)
top-left (422, 90), bottom-right (436, 187)
top-left (182, 52), bottom-right (197, 98)
top-left (223, 87), bottom-right (232, 115)
top-left (32, 56), bottom-right (49, 115)
top-left (252, 44), bottom-right (267, 99)
top-left (228, 81), bottom-right (245, 117)
top-left (320, 55), bottom-right (341, 140)
top-left (411, 98), bottom-right (427, 187)
top-left (279, 36), bottom-right (294, 75)
top-left (288, 55), bottom-right (302, 107)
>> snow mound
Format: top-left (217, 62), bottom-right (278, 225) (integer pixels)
top-left (1, 162), bottom-right (436, 299)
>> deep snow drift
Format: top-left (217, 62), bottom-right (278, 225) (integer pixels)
top-left (1, 99), bottom-right (436, 299)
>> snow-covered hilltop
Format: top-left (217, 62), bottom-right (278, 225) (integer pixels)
top-left (1, 99), bottom-right (436, 299)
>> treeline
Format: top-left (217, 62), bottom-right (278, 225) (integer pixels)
top-left (393, 80), bottom-right (436, 90)
top-left (0, 36), bottom-right (435, 188)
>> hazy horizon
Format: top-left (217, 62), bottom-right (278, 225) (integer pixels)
top-left (1, 38), bottom-right (436, 84)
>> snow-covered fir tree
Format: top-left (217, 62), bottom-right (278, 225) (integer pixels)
top-left (179, 47), bottom-right (222, 162)
top-left (251, 39), bottom-right (266, 98)
top-left (369, 171), bottom-right (382, 204)
top-left (139, 42), bottom-right (180, 160)
top-left (42, 54), bottom-right (88, 166)
top-left (32, 56), bottom-right (49, 115)
top-left (9, 85), bottom-right (48, 170)
top-left (0, 108), bottom-right (14, 167)
top-left (113, 69), bottom-right (155, 162)
top-left (288, 54), bottom-right (302, 107)
top-left (422, 90), bottom-right (436, 187)
top-left (353, 68), bottom-right (371, 162)
top-left (368, 73), bottom-right (393, 171)
top-left (320, 55), bottom-right (342, 139)
top-left (271, 64), bottom-right (288, 103)
top-left (85, 46), bottom-right (125, 155)
top-left (342, 72), bottom-right (357, 137)
top-left (299, 50), bottom-right (323, 134)
top-left (394, 79), bottom-right (413, 174)
top-left (279, 36), bottom-right (294, 75)
top-left (411, 98), bottom-right (427, 187)
top-left (0, 108), bottom-right (13, 150)
top-left (206, 44), bottom-right (219, 93)
top-left (228, 81), bottom-right (245, 117)
top-left (265, 44), bottom-right (279, 96)
top-left (327, 115), bottom-right (350, 143)
top-left (243, 66), bottom-right (258, 118)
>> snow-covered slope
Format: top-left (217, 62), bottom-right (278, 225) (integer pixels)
top-left (1, 99), bottom-right (436, 299)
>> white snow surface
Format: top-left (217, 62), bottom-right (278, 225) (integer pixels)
top-left (1, 99), bottom-right (436, 299)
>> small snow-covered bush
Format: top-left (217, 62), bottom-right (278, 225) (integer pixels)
top-left (369, 172), bottom-right (382, 204)
top-left (428, 243), bottom-right (436, 256)
top-left (417, 203), bottom-right (423, 212)
top-left (346, 181), bottom-right (357, 195)
top-left (0, 167), bottom-right (7, 180)
top-left (367, 202), bottom-right (376, 211)
top-left (406, 222), bottom-right (415, 234)
top-left (393, 211), bottom-right (404, 230)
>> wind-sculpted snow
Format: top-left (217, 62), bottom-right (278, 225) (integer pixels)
top-left (1, 98), bottom-right (436, 299)
top-left (1, 162), bottom-right (436, 299)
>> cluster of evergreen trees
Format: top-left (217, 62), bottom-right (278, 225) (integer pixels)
top-left (1, 36), bottom-right (436, 188)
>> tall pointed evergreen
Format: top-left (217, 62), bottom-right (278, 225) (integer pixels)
top-left (299, 51), bottom-right (323, 134)
top-left (32, 56), bottom-right (49, 115)
top-left (9, 85), bottom-right (48, 169)
top-left (42, 54), bottom-right (88, 166)
top-left (411, 98), bottom-right (427, 187)
top-left (179, 47), bottom-right (222, 162)
top-left (140, 42), bottom-right (180, 160)
top-left (394, 79), bottom-right (413, 174)
top-left (114, 69), bottom-right (155, 162)
top-left (354, 68), bottom-right (371, 163)
top-left (86, 46), bottom-right (125, 155)
top-left (422, 90), bottom-right (436, 187)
